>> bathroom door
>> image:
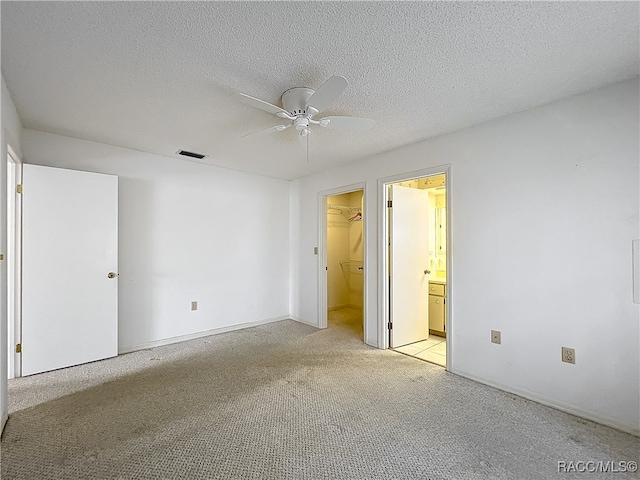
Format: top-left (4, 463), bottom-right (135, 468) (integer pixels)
top-left (389, 185), bottom-right (430, 347)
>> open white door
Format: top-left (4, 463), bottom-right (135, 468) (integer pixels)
top-left (22, 165), bottom-right (118, 376)
top-left (389, 184), bottom-right (430, 348)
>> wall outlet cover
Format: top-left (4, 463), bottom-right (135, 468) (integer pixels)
top-left (191, 301), bottom-right (197, 311)
top-left (562, 347), bottom-right (575, 364)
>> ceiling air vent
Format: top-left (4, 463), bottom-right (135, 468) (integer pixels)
top-left (176, 149), bottom-right (207, 160)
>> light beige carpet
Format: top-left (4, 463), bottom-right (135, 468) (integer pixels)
top-left (1, 307), bottom-right (638, 479)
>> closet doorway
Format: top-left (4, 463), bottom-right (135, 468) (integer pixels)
top-left (382, 171), bottom-right (449, 368)
top-left (320, 186), bottom-right (365, 341)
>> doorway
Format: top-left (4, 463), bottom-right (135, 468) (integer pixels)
top-left (6, 146), bottom-right (22, 379)
top-left (383, 171), bottom-right (449, 368)
top-left (320, 186), bottom-right (365, 341)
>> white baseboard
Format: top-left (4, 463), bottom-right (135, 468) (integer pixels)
top-left (451, 368), bottom-right (640, 437)
top-left (118, 315), bottom-right (289, 355)
top-left (1, 411), bottom-right (7, 437)
top-left (290, 315), bottom-right (319, 327)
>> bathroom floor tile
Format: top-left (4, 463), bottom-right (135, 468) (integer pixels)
top-left (428, 342), bottom-right (447, 355)
top-left (394, 344), bottom-right (422, 356)
top-left (411, 337), bottom-right (444, 351)
top-left (392, 335), bottom-right (446, 367)
top-left (415, 349), bottom-right (446, 367)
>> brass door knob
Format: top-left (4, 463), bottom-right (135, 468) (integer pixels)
top-left (107, 272), bottom-right (118, 279)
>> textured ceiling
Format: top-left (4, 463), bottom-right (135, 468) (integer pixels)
top-left (2, 2), bottom-right (638, 180)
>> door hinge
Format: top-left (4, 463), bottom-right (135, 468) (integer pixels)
top-left (15, 343), bottom-right (21, 353)
top-left (388, 322), bottom-right (393, 330)
top-left (16, 184), bottom-right (22, 194)
top-left (0, 254), bottom-right (3, 261)
top-left (387, 200), bottom-right (392, 208)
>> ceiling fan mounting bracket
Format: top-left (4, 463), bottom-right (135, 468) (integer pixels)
top-left (281, 87), bottom-right (315, 116)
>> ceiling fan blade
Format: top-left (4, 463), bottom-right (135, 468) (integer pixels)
top-left (235, 92), bottom-right (289, 116)
top-left (320, 116), bottom-right (375, 131)
top-left (240, 124), bottom-right (290, 138)
top-left (305, 76), bottom-right (348, 114)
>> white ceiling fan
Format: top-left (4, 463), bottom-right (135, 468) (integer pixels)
top-left (235, 76), bottom-right (375, 161)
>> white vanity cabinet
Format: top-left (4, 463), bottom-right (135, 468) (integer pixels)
top-left (429, 282), bottom-right (446, 336)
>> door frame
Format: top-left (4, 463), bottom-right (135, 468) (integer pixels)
top-left (318, 182), bottom-right (367, 340)
top-left (378, 165), bottom-right (452, 369)
top-left (6, 145), bottom-right (22, 378)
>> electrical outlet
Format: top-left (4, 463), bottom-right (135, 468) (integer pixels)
top-left (562, 347), bottom-right (575, 364)
top-left (191, 301), bottom-right (197, 311)
top-left (491, 330), bottom-right (501, 344)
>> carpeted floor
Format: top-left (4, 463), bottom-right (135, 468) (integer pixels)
top-left (1, 307), bottom-right (638, 479)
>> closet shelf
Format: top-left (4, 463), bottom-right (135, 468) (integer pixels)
top-left (340, 260), bottom-right (364, 271)
top-left (327, 204), bottom-right (363, 221)
top-left (327, 204), bottom-right (360, 212)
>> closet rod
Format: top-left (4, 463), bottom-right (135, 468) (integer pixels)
top-left (327, 203), bottom-right (361, 211)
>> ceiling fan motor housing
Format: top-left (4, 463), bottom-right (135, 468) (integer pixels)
top-left (281, 87), bottom-right (315, 116)
top-left (294, 118), bottom-right (310, 131)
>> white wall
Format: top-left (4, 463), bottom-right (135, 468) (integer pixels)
top-left (22, 130), bottom-right (290, 352)
top-left (1, 76), bottom-right (23, 433)
top-left (290, 79), bottom-right (640, 434)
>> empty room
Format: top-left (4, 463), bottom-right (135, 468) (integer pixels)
top-left (1, 2), bottom-right (639, 479)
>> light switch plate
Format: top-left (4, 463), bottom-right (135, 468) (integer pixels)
top-left (491, 330), bottom-right (501, 344)
top-left (633, 240), bottom-right (639, 304)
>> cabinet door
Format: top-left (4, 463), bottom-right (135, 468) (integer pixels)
top-left (429, 295), bottom-right (445, 332)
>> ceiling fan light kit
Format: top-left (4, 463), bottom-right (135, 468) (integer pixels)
top-left (235, 75), bottom-right (375, 161)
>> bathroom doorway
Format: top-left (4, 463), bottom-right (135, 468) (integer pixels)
top-left (383, 172), bottom-right (448, 367)
top-left (320, 186), bottom-right (366, 341)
